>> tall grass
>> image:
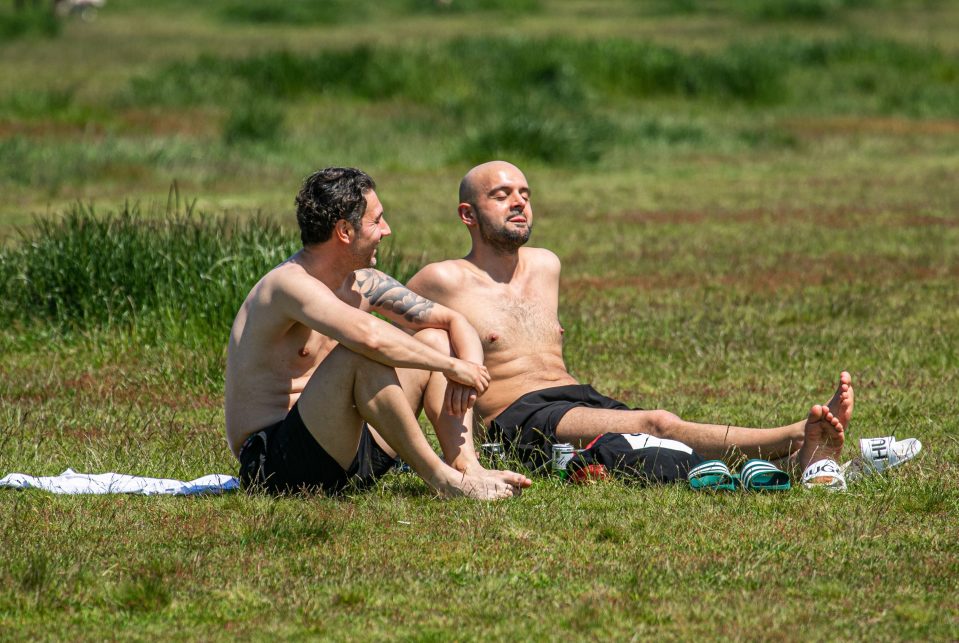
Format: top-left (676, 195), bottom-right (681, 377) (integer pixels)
top-left (125, 34), bottom-right (959, 111)
top-left (0, 88), bottom-right (76, 120)
top-left (742, 0), bottom-right (870, 20)
top-left (121, 36), bottom-right (795, 165)
top-left (0, 136), bottom-right (237, 193)
top-left (211, 35), bottom-right (952, 107)
top-left (216, 0), bottom-right (365, 25)
top-left (126, 37), bottom-right (789, 108)
top-left (222, 100), bottom-right (285, 145)
top-left (119, 34), bottom-right (959, 169)
top-left (0, 4), bottom-right (61, 40)
top-left (213, 0), bottom-right (540, 24)
top-left (0, 201), bottom-right (418, 346)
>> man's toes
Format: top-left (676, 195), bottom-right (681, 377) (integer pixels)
top-left (508, 473), bottom-right (532, 488)
top-left (809, 404), bottom-right (825, 421)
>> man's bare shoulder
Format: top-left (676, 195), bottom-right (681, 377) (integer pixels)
top-left (245, 260), bottom-right (339, 316)
top-left (266, 259), bottom-right (329, 292)
top-left (520, 247), bottom-right (561, 272)
top-left (407, 259), bottom-right (472, 296)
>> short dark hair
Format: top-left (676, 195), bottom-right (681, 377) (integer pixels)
top-left (294, 167), bottom-right (376, 246)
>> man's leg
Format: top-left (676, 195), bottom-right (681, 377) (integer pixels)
top-left (296, 344), bottom-right (519, 500)
top-left (557, 372), bottom-right (853, 467)
top-left (394, 329), bottom-right (531, 489)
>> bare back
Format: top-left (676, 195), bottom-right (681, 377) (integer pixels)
top-left (225, 260), bottom-right (339, 457)
top-left (407, 247), bottom-right (577, 419)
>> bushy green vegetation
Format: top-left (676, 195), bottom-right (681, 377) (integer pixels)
top-left (214, 0), bottom-right (540, 25)
top-left (744, 0), bottom-right (877, 20)
top-left (222, 100), bottom-right (285, 145)
top-left (216, 0), bottom-right (366, 26)
top-left (0, 4), bottom-right (61, 40)
top-left (0, 202), bottom-right (417, 346)
top-left (125, 38), bottom-right (792, 108)
top-left (115, 34), bottom-right (957, 167)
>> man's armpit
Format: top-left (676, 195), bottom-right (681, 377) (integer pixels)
top-left (354, 269), bottom-right (435, 323)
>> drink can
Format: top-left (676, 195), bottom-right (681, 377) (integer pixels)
top-left (481, 442), bottom-right (504, 463)
top-left (552, 443), bottom-right (575, 478)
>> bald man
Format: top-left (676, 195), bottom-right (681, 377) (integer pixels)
top-left (406, 161), bottom-right (853, 474)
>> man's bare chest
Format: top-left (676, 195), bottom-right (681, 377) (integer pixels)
top-left (275, 324), bottom-right (338, 373)
top-left (456, 285), bottom-right (561, 355)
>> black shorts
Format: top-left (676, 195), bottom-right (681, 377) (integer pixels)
top-left (486, 384), bottom-right (636, 467)
top-left (238, 403), bottom-right (397, 496)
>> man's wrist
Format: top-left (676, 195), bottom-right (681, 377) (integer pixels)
top-left (442, 355), bottom-right (457, 375)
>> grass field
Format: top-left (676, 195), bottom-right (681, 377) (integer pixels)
top-left (1, 0), bottom-right (957, 639)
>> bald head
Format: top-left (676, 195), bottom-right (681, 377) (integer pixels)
top-left (459, 161), bottom-right (525, 208)
top-left (457, 160), bottom-right (532, 252)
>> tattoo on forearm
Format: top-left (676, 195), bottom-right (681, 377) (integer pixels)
top-left (354, 269), bottom-right (435, 323)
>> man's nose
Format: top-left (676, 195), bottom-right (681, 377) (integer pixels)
top-left (380, 218), bottom-right (392, 236)
top-left (509, 193), bottom-right (528, 209)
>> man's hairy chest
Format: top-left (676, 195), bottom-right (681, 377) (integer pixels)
top-left (453, 283), bottom-right (562, 356)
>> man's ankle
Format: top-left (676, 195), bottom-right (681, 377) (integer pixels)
top-left (449, 457), bottom-right (482, 475)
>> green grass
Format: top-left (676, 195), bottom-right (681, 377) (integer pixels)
top-left (0, 4), bottom-right (61, 40)
top-left (0, 201), bottom-right (420, 347)
top-left (1, 0), bottom-right (958, 639)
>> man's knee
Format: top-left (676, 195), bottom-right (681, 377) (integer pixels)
top-left (643, 409), bottom-right (683, 439)
top-left (328, 344), bottom-right (396, 381)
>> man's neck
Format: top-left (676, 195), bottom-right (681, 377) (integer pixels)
top-left (465, 243), bottom-right (521, 284)
top-left (294, 245), bottom-right (354, 290)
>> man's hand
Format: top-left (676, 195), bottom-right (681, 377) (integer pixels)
top-left (444, 381), bottom-right (479, 417)
top-left (444, 358), bottom-right (490, 396)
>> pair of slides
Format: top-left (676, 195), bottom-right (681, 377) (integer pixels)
top-left (688, 458), bottom-right (791, 492)
top-left (690, 435), bottom-right (923, 493)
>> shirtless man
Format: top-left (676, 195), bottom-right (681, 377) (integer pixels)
top-left (406, 161), bottom-right (853, 474)
top-left (225, 167), bottom-right (531, 499)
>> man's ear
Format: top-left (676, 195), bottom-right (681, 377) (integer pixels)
top-left (458, 204), bottom-right (475, 226)
top-left (334, 219), bottom-right (353, 244)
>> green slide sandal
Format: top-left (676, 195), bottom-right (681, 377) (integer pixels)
top-left (739, 459), bottom-right (791, 492)
top-left (687, 460), bottom-right (737, 491)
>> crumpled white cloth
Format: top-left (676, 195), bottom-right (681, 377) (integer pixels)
top-left (0, 468), bottom-right (239, 496)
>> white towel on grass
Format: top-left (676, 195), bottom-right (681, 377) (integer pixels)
top-left (0, 468), bottom-right (239, 496)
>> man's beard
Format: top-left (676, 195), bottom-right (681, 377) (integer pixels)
top-left (478, 217), bottom-right (532, 253)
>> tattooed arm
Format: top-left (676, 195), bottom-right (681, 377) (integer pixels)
top-left (273, 267), bottom-right (489, 397)
top-left (345, 269), bottom-right (485, 366)
top-left (350, 269), bottom-right (437, 325)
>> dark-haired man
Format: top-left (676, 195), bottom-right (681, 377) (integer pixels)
top-left (225, 167), bottom-right (531, 499)
top-left (406, 161), bottom-right (853, 473)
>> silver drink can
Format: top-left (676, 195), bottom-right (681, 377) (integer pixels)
top-left (552, 443), bottom-right (575, 478)
top-left (481, 442), bottom-right (504, 464)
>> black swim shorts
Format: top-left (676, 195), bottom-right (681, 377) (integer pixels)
top-left (238, 403), bottom-right (397, 495)
top-left (486, 384), bottom-right (637, 468)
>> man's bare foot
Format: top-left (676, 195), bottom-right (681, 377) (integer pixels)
top-left (431, 470), bottom-right (520, 500)
top-left (461, 463), bottom-right (532, 491)
top-left (796, 404), bottom-right (845, 471)
top-left (485, 469), bottom-right (532, 491)
top-left (826, 371), bottom-right (854, 431)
